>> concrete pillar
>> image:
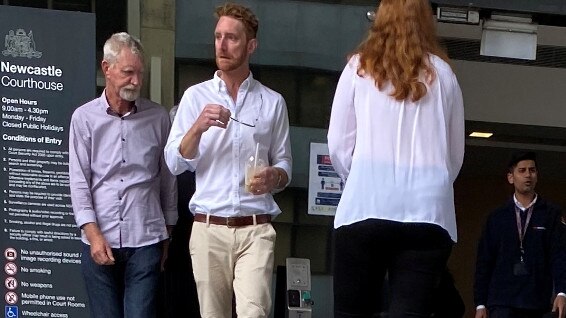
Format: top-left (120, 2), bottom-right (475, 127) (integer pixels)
top-left (133, 0), bottom-right (175, 109)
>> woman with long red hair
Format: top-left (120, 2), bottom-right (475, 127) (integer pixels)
top-left (328, 0), bottom-right (465, 317)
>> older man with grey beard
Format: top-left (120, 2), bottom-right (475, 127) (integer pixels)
top-left (68, 32), bottom-right (177, 318)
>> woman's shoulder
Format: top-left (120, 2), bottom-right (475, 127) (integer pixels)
top-left (428, 54), bottom-right (459, 88)
top-left (429, 54), bottom-right (453, 73)
top-left (345, 54), bottom-right (361, 69)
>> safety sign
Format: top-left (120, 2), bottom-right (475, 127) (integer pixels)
top-left (4, 278), bottom-right (17, 291)
top-left (4, 263), bottom-right (17, 276)
top-left (4, 306), bottom-right (18, 318)
top-left (4, 292), bottom-right (17, 305)
top-left (4, 249), bottom-right (16, 262)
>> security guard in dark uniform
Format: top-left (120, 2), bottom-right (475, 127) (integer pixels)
top-left (474, 151), bottom-right (566, 318)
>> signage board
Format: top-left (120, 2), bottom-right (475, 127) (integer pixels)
top-left (1, 6), bottom-right (95, 317)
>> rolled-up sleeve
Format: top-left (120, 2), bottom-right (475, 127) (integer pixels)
top-left (164, 90), bottom-right (200, 175)
top-left (269, 96), bottom-right (292, 192)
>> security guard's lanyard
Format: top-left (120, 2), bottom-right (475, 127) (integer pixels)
top-left (515, 205), bottom-right (533, 262)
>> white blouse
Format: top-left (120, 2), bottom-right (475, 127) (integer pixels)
top-left (327, 54), bottom-right (464, 242)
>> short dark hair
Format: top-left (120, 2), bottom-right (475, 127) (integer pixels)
top-left (507, 151), bottom-right (537, 172)
top-left (215, 3), bottom-right (258, 40)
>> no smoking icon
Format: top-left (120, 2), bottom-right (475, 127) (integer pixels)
top-left (4, 263), bottom-right (17, 276)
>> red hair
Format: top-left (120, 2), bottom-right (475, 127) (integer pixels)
top-left (215, 3), bottom-right (258, 40)
top-left (355, 0), bottom-right (450, 102)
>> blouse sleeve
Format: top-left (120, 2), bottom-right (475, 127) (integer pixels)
top-left (448, 73), bottom-right (465, 182)
top-left (327, 56), bottom-right (358, 181)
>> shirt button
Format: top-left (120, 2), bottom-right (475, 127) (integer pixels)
top-left (122, 160), bottom-right (125, 163)
top-left (122, 138), bottom-right (125, 142)
top-left (120, 218), bottom-right (124, 221)
top-left (120, 179), bottom-right (124, 182)
top-left (119, 197), bottom-right (122, 200)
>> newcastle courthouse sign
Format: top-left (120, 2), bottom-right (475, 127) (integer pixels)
top-left (1, 62), bottom-right (64, 91)
top-left (1, 5), bottom-right (95, 318)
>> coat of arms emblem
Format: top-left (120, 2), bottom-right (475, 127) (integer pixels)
top-left (3, 29), bottom-right (42, 58)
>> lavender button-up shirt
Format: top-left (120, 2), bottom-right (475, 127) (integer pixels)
top-left (69, 92), bottom-right (177, 248)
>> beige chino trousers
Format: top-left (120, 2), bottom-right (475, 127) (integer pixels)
top-left (190, 220), bottom-right (276, 318)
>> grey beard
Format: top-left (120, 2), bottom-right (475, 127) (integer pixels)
top-left (120, 88), bottom-right (139, 102)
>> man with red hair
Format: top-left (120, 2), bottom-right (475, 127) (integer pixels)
top-left (165, 3), bottom-right (292, 318)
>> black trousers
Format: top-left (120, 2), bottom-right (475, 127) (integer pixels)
top-left (333, 219), bottom-right (453, 318)
top-left (489, 306), bottom-right (548, 318)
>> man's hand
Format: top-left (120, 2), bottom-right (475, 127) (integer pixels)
top-left (180, 104), bottom-right (231, 159)
top-left (160, 239), bottom-right (170, 272)
top-left (160, 226), bottom-right (174, 271)
top-left (475, 307), bottom-right (488, 318)
top-left (249, 166), bottom-right (279, 195)
top-left (553, 294), bottom-right (566, 318)
top-left (193, 104), bottom-right (231, 133)
top-left (82, 223), bottom-right (115, 265)
top-left (89, 236), bottom-right (115, 265)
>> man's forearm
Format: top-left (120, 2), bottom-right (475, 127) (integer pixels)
top-left (179, 126), bottom-right (202, 159)
top-left (81, 222), bottom-right (104, 244)
top-left (273, 167), bottom-right (289, 190)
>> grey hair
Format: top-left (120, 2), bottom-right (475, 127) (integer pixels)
top-left (103, 32), bottom-right (144, 65)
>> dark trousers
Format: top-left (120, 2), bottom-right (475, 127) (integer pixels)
top-left (81, 242), bottom-right (162, 318)
top-left (333, 219), bottom-right (453, 318)
top-left (489, 306), bottom-right (548, 318)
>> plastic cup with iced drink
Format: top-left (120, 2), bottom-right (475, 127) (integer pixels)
top-left (245, 155), bottom-right (265, 193)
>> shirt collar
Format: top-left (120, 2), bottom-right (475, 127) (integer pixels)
top-left (212, 71), bottom-right (254, 94)
top-left (106, 105), bottom-right (137, 117)
top-left (101, 89), bottom-right (139, 118)
top-left (513, 193), bottom-right (538, 210)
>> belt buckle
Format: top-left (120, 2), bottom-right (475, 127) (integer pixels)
top-left (226, 217), bottom-right (238, 228)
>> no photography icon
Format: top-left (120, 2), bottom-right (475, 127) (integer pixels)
top-left (4, 248), bottom-right (17, 261)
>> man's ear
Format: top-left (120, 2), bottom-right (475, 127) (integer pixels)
top-left (247, 38), bottom-right (257, 55)
top-left (101, 60), bottom-right (110, 77)
top-left (507, 172), bottom-right (514, 185)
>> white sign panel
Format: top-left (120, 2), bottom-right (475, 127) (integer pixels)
top-left (307, 143), bottom-right (342, 216)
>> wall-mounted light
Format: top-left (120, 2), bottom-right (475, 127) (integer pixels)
top-left (469, 131), bottom-right (493, 138)
top-left (481, 14), bottom-right (537, 60)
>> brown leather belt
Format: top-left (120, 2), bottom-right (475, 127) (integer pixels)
top-left (194, 213), bottom-right (271, 227)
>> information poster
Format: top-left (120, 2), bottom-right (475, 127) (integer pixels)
top-left (1, 6), bottom-right (95, 318)
top-left (307, 143), bottom-right (342, 216)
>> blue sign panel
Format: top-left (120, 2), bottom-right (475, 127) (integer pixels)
top-left (5, 306), bottom-right (18, 318)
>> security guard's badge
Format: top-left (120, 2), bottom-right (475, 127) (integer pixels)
top-left (513, 260), bottom-right (529, 276)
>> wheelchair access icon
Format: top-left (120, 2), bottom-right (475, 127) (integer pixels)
top-left (5, 306), bottom-right (18, 318)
